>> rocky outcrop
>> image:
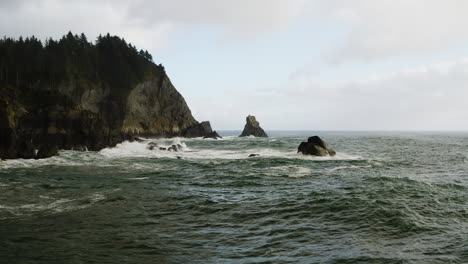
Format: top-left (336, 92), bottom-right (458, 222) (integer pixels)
top-left (298, 136), bottom-right (336, 157)
top-left (36, 145), bottom-right (59, 159)
top-left (239, 115), bottom-right (268, 137)
top-left (72, 145), bottom-right (87, 152)
top-left (168, 144), bottom-right (183, 152)
top-left (203, 131), bottom-right (222, 139)
top-left (182, 121), bottom-right (216, 138)
top-left (0, 33), bottom-right (217, 159)
top-left (147, 142), bottom-right (159, 150)
top-left (122, 76), bottom-right (197, 136)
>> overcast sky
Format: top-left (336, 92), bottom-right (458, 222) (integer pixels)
top-left (2, 0), bottom-right (468, 130)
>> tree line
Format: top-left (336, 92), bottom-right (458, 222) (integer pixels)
top-left (0, 32), bottom-right (165, 93)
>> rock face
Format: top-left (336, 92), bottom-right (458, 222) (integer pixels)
top-left (36, 145), bottom-right (59, 159)
top-left (0, 72), bottom-right (204, 159)
top-left (0, 33), bottom-right (216, 159)
top-left (298, 136), bottom-right (336, 157)
top-left (203, 131), bottom-right (222, 139)
top-left (182, 121), bottom-right (216, 138)
top-left (239, 115), bottom-right (268, 137)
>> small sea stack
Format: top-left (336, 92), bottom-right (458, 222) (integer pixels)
top-left (239, 115), bottom-right (268, 137)
top-left (203, 130), bottom-right (222, 139)
top-left (183, 121), bottom-right (220, 138)
top-left (298, 136), bottom-right (336, 157)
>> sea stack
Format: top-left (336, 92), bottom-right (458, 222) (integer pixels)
top-left (183, 121), bottom-right (221, 139)
top-left (239, 115), bottom-right (268, 137)
top-left (298, 136), bottom-right (336, 157)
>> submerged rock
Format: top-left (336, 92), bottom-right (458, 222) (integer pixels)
top-left (239, 115), bottom-right (268, 137)
top-left (147, 142), bottom-right (159, 150)
top-left (72, 145), bottom-right (87, 152)
top-left (168, 144), bottom-right (183, 152)
top-left (203, 130), bottom-right (222, 139)
top-left (159, 147), bottom-right (167, 151)
top-left (249, 154), bottom-right (260, 158)
top-left (298, 136), bottom-right (336, 157)
top-left (36, 145), bottom-right (59, 159)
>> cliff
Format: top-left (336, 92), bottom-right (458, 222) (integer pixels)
top-left (0, 33), bottom-right (212, 159)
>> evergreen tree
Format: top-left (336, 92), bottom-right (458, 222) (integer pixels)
top-left (0, 32), bottom-right (162, 92)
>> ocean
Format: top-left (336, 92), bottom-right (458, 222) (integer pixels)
top-left (0, 131), bottom-right (467, 263)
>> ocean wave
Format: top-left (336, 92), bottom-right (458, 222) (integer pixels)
top-left (0, 138), bottom-right (364, 170)
top-left (327, 164), bottom-right (373, 173)
top-left (0, 191), bottom-right (113, 219)
top-left (260, 165), bottom-right (313, 178)
top-left (0, 155), bottom-right (83, 169)
top-left (98, 139), bottom-right (364, 162)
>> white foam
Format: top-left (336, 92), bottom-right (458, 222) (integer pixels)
top-left (258, 165), bottom-right (313, 178)
top-left (0, 138), bottom-right (365, 169)
top-left (327, 164), bottom-right (372, 173)
top-left (127, 177), bottom-right (149, 180)
top-left (97, 139), bottom-right (364, 162)
top-left (0, 191), bottom-right (109, 217)
top-left (0, 154), bottom-right (82, 169)
top-left (99, 139), bottom-right (189, 159)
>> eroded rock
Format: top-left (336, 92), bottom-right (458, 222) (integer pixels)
top-left (239, 115), bottom-right (268, 137)
top-left (168, 144), bottom-right (183, 152)
top-left (147, 142), bottom-right (159, 150)
top-left (183, 121), bottom-right (216, 138)
top-left (36, 145), bottom-right (59, 159)
top-left (297, 136), bottom-right (336, 157)
top-left (203, 130), bottom-right (222, 139)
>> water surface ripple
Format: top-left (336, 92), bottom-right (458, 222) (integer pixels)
top-left (0, 132), bottom-right (467, 263)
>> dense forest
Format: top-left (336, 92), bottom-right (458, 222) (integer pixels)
top-left (0, 32), bottom-right (165, 94)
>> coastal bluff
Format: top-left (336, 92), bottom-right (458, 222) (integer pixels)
top-left (0, 33), bottom-right (214, 159)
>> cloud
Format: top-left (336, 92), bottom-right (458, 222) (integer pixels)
top-left (305, 0), bottom-right (468, 62)
top-left (0, 0), bottom-right (172, 50)
top-left (127, 0), bottom-right (306, 37)
top-left (204, 58), bottom-right (468, 130)
top-left (0, 0), bottom-right (307, 49)
top-left (288, 58), bottom-right (468, 130)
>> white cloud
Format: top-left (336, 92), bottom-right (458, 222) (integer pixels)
top-left (206, 58), bottom-right (468, 130)
top-left (305, 0), bottom-right (468, 62)
top-left (127, 0), bottom-right (306, 37)
top-left (0, 0), bottom-right (306, 48)
top-left (0, 0), bottom-right (173, 50)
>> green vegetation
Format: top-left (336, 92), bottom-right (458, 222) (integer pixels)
top-left (0, 32), bottom-right (172, 158)
top-left (0, 32), bottom-right (165, 95)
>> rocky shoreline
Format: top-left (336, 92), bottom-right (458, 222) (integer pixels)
top-left (0, 33), bottom-right (217, 159)
top-left (0, 34), bottom-right (337, 160)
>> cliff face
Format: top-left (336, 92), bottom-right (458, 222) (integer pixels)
top-left (122, 75), bottom-right (197, 136)
top-left (0, 72), bottom-right (203, 159)
top-left (0, 33), bottom-right (212, 159)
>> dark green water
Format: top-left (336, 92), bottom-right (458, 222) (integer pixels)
top-left (1, 132), bottom-right (467, 263)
